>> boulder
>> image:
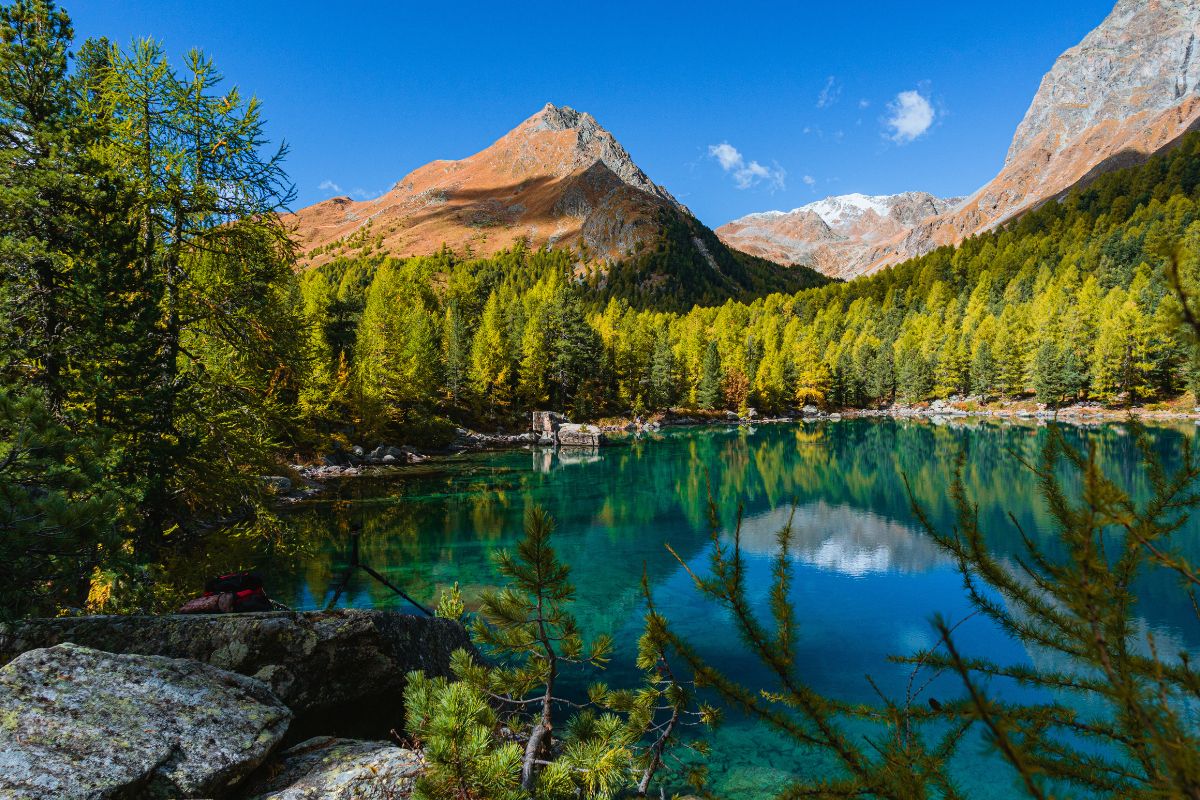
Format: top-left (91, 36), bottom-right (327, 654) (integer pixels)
top-left (0, 642), bottom-right (290, 799)
top-left (260, 476), bottom-right (293, 494)
top-left (0, 610), bottom-right (473, 740)
top-left (556, 422), bottom-right (605, 447)
top-left (531, 410), bottom-right (569, 436)
top-left (246, 736), bottom-right (422, 800)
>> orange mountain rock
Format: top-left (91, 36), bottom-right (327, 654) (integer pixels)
top-left (288, 103), bottom-right (689, 270)
top-left (718, 0), bottom-right (1200, 279)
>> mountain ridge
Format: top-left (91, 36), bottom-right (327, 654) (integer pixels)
top-left (287, 103), bottom-right (826, 309)
top-left (717, 0), bottom-right (1200, 279)
top-left (715, 191), bottom-right (961, 279)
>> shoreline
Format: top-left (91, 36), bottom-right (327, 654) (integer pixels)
top-left (281, 400), bottom-right (1199, 492)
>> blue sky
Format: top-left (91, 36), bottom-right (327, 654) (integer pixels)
top-left (72, 1), bottom-right (1115, 228)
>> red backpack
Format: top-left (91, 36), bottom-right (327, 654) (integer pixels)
top-left (179, 571), bottom-right (273, 614)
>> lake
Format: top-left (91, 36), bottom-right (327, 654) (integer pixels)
top-left (254, 418), bottom-right (1200, 797)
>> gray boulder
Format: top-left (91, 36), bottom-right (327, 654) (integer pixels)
top-left (532, 410), bottom-right (569, 436)
top-left (556, 422), bottom-right (605, 447)
top-left (0, 610), bottom-right (473, 740)
top-left (0, 642), bottom-right (290, 799)
top-left (247, 736), bottom-right (422, 799)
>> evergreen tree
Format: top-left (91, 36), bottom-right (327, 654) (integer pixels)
top-left (1031, 339), bottom-right (1067, 406)
top-left (0, 0), bottom-right (80, 411)
top-left (85, 37), bottom-right (301, 545)
top-left (545, 289), bottom-right (603, 414)
top-left (471, 292), bottom-right (511, 413)
top-left (970, 339), bottom-right (998, 398)
top-left (0, 387), bottom-right (117, 618)
top-left (467, 507), bottom-right (613, 792)
top-left (647, 328), bottom-right (677, 410)
top-left (697, 340), bottom-right (722, 410)
top-left (405, 656), bottom-right (525, 800)
top-left (357, 262), bottom-right (441, 411)
top-left (443, 299), bottom-right (470, 404)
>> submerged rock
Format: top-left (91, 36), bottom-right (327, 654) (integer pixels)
top-left (246, 736), bottom-right (422, 799)
top-left (0, 642), bottom-right (289, 799)
top-left (0, 609), bottom-right (473, 740)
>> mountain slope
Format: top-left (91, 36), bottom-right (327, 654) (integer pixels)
top-left (716, 192), bottom-right (961, 279)
top-left (876, 0), bottom-right (1200, 273)
top-left (288, 103), bottom-right (824, 308)
top-left (718, 0), bottom-right (1200, 279)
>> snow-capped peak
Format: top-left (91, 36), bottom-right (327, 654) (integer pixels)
top-left (796, 193), bottom-right (896, 226)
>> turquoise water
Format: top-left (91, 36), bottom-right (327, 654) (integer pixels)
top-left (257, 419), bottom-right (1200, 797)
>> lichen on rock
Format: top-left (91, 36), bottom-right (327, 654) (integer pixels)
top-left (0, 643), bottom-right (290, 799)
top-left (246, 736), bottom-right (422, 799)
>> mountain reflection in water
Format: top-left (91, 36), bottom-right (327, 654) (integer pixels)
top-left (734, 501), bottom-right (947, 576)
top-left (185, 419), bottom-right (1200, 800)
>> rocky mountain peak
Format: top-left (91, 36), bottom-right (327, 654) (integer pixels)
top-left (532, 102), bottom-right (596, 132)
top-left (288, 103), bottom-right (699, 271)
top-left (1007, 0), bottom-right (1200, 164)
top-left (719, 0), bottom-right (1200, 279)
top-left (715, 191), bottom-right (961, 278)
top-left (520, 103), bottom-right (680, 210)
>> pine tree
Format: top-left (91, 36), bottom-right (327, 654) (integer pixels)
top-left (0, 0), bottom-right (79, 412)
top-left (85, 37), bottom-right (300, 546)
top-left (405, 656), bottom-right (526, 800)
top-left (604, 578), bottom-right (713, 795)
top-left (471, 292), bottom-right (511, 414)
top-left (1031, 339), bottom-right (1067, 406)
top-left (467, 507), bottom-right (613, 792)
top-left (444, 299), bottom-right (471, 404)
top-left (697, 340), bottom-right (722, 410)
top-left (545, 289), bottom-right (603, 414)
top-left (970, 339), bottom-right (998, 398)
top-left (647, 328), bottom-right (676, 410)
top-left (357, 262), bottom-right (441, 411)
top-left (0, 387), bottom-right (118, 619)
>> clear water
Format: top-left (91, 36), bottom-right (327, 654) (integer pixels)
top-left (249, 419), bottom-right (1200, 797)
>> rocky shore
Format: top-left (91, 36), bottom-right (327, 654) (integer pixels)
top-left (842, 396), bottom-right (1200, 424)
top-left (268, 399), bottom-right (1199, 497)
top-left (0, 610), bottom-right (470, 799)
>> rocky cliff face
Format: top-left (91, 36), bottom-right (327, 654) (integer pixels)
top-left (289, 103), bottom-right (691, 269)
top-left (715, 192), bottom-right (961, 279)
top-left (1006, 0), bottom-right (1200, 165)
top-left (876, 0), bottom-right (1200, 273)
top-left (719, 0), bottom-right (1200, 279)
top-left (0, 609), bottom-right (473, 740)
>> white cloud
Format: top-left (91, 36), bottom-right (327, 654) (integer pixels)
top-left (802, 175), bottom-right (816, 187)
top-left (707, 142), bottom-right (786, 191)
top-left (885, 89), bottom-right (935, 143)
top-left (708, 142), bottom-right (742, 172)
top-left (858, 98), bottom-right (870, 109)
top-left (319, 179), bottom-right (374, 200)
top-left (816, 76), bottom-right (841, 109)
